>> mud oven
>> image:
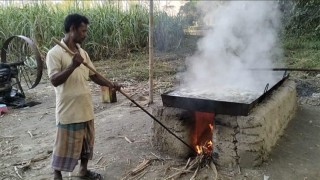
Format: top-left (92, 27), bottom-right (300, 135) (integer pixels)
top-left (151, 75), bottom-right (297, 168)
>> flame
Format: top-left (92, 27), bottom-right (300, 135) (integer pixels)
top-left (195, 145), bottom-right (202, 154)
top-left (191, 112), bottom-right (215, 155)
top-left (209, 124), bottom-right (213, 130)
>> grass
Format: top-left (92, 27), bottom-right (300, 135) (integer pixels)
top-left (90, 34), bottom-right (197, 84)
top-left (0, 2), bottom-right (186, 60)
top-left (282, 37), bottom-right (320, 69)
top-left (95, 52), bottom-right (184, 83)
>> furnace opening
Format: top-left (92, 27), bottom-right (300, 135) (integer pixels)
top-left (191, 111), bottom-right (215, 155)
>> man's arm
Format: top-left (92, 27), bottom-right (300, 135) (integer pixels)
top-left (50, 53), bottom-right (83, 87)
top-left (85, 51), bottom-right (121, 90)
top-left (89, 74), bottom-right (115, 88)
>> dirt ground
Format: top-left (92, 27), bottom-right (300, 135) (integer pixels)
top-left (1, 64), bottom-right (320, 180)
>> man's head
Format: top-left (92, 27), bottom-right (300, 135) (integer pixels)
top-left (64, 13), bottom-right (89, 44)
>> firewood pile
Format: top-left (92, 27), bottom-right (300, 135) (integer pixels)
top-left (121, 151), bottom-right (218, 180)
top-left (164, 153), bottom-right (218, 180)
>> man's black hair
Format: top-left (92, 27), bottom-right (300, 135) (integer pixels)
top-left (64, 13), bottom-right (89, 33)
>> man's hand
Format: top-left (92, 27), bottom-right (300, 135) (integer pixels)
top-left (71, 53), bottom-right (84, 68)
top-left (112, 82), bottom-right (123, 91)
top-left (50, 53), bottom-right (83, 87)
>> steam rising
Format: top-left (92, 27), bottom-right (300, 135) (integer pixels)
top-left (173, 1), bottom-right (284, 103)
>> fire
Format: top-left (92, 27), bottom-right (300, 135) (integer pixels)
top-left (191, 111), bottom-right (215, 155)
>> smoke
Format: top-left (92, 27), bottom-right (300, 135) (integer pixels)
top-left (177, 1), bottom-right (284, 101)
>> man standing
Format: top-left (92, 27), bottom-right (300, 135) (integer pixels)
top-left (46, 13), bottom-right (120, 180)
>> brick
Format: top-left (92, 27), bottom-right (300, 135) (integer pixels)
top-left (238, 150), bottom-right (262, 167)
top-left (215, 115), bottom-right (238, 128)
top-left (216, 125), bottom-right (235, 142)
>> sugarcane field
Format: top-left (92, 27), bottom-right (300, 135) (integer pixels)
top-left (1, 1), bottom-right (320, 180)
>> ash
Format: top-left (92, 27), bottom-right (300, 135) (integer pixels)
top-left (169, 87), bottom-right (262, 104)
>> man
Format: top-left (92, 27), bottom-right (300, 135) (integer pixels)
top-left (46, 13), bottom-right (120, 180)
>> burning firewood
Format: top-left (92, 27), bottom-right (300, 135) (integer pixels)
top-left (164, 155), bottom-right (203, 180)
top-left (165, 145), bottom-right (218, 180)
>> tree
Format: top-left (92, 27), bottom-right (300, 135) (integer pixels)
top-left (178, 1), bottom-right (202, 26)
top-left (283, 0), bottom-right (320, 39)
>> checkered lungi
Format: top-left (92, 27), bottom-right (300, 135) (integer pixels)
top-left (52, 120), bottom-right (94, 172)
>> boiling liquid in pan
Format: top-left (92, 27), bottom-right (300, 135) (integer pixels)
top-left (168, 87), bottom-right (262, 104)
top-left (169, 72), bottom-right (285, 104)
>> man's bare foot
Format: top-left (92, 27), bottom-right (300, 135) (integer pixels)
top-left (78, 158), bottom-right (102, 179)
top-left (78, 167), bottom-right (87, 177)
top-left (79, 158), bottom-right (88, 176)
top-left (53, 170), bottom-right (62, 180)
top-left (79, 170), bottom-right (103, 180)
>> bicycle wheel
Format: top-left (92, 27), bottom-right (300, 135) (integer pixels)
top-left (1, 35), bottom-right (43, 89)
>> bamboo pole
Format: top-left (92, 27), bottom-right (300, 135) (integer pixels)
top-left (148, 0), bottom-right (154, 104)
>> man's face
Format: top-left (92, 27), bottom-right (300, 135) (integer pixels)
top-left (72, 22), bottom-right (88, 44)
